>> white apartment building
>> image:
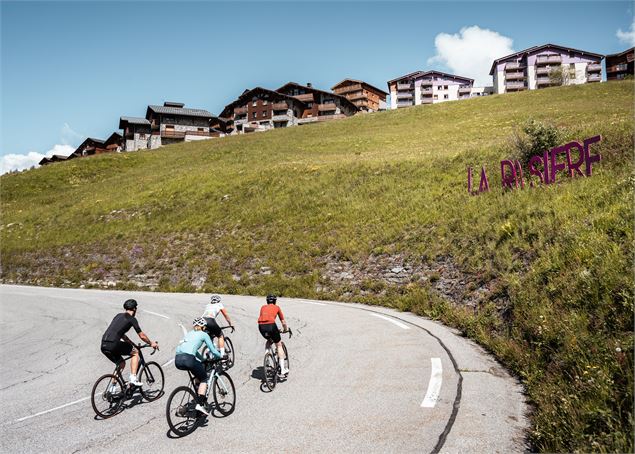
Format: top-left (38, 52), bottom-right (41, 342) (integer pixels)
top-left (490, 43), bottom-right (604, 94)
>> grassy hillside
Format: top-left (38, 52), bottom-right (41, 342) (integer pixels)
top-left (2, 81), bottom-right (633, 452)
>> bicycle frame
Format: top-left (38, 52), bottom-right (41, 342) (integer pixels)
top-left (114, 344), bottom-right (156, 385)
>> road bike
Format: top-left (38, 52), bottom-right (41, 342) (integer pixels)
top-left (91, 344), bottom-right (164, 419)
top-left (165, 356), bottom-right (236, 437)
top-left (263, 329), bottom-right (292, 391)
top-left (214, 325), bottom-right (235, 370)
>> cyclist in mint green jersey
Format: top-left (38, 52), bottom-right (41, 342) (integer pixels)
top-left (175, 317), bottom-right (222, 416)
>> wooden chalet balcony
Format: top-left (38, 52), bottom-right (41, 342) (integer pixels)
top-left (420, 98), bottom-right (433, 104)
top-left (587, 74), bottom-right (601, 82)
top-left (185, 130), bottom-right (213, 137)
top-left (396, 92), bottom-right (413, 99)
top-left (272, 114), bottom-right (290, 122)
top-left (587, 63), bottom-right (602, 72)
top-left (295, 93), bottom-right (314, 102)
top-left (458, 85), bottom-right (471, 93)
top-left (505, 62), bottom-right (524, 70)
top-left (272, 102), bottom-right (288, 110)
top-left (420, 79), bottom-right (433, 86)
top-left (397, 83), bottom-right (413, 90)
top-left (420, 88), bottom-right (433, 95)
top-left (607, 63), bottom-right (628, 72)
top-left (337, 83), bottom-right (362, 93)
top-left (505, 72), bottom-right (526, 81)
top-left (536, 55), bottom-right (562, 65)
top-left (348, 91), bottom-right (365, 101)
top-left (161, 130), bottom-right (186, 139)
top-left (318, 103), bottom-right (337, 112)
top-left (535, 77), bottom-right (553, 86)
top-left (234, 106), bottom-right (248, 115)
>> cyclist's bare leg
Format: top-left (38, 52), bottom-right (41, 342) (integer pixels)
top-left (129, 347), bottom-right (140, 375)
top-left (218, 334), bottom-right (225, 352)
top-left (275, 341), bottom-right (285, 361)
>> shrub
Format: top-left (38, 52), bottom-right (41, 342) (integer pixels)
top-left (511, 119), bottom-right (563, 167)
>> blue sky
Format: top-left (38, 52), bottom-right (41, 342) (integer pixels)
top-left (1, 1), bottom-right (633, 171)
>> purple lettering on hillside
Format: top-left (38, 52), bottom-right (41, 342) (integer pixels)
top-left (468, 135), bottom-right (602, 194)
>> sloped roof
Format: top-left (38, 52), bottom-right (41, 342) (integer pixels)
top-left (386, 71), bottom-right (425, 85)
top-left (146, 105), bottom-right (213, 118)
top-left (331, 78), bottom-right (389, 96)
top-left (606, 46), bottom-right (634, 58)
top-left (387, 70), bottom-right (473, 87)
top-left (489, 43), bottom-right (605, 75)
top-left (119, 116), bottom-right (151, 129)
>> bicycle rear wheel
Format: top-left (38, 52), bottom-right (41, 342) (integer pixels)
top-left (138, 361), bottom-right (165, 402)
top-left (224, 337), bottom-right (235, 369)
top-left (166, 386), bottom-right (200, 437)
top-left (263, 351), bottom-right (277, 391)
top-left (212, 371), bottom-right (236, 416)
top-left (91, 374), bottom-right (125, 419)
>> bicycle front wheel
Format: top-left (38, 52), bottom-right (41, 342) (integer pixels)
top-left (212, 372), bottom-right (236, 416)
top-left (91, 373), bottom-right (125, 419)
top-left (166, 386), bottom-right (199, 437)
top-left (281, 341), bottom-right (289, 374)
top-left (263, 351), bottom-right (277, 391)
top-left (224, 337), bottom-right (235, 369)
top-left (139, 361), bottom-right (165, 402)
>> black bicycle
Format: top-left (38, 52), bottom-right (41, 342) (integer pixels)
top-left (165, 357), bottom-right (236, 437)
top-left (215, 325), bottom-right (235, 370)
top-left (263, 329), bottom-right (292, 391)
top-left (91, 344), bottom-right (164, 419)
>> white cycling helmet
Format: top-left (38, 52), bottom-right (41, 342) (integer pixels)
top-left (210, 294), bottom-right (221, 304)
top-left (193, 317), bottom-right (207, 328)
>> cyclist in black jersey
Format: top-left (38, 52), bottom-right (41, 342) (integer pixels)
top-left (101, 299), bottom-right (159, 387)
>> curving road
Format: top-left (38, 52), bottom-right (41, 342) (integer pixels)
top-left (0, 285), bottom-right (528, 453)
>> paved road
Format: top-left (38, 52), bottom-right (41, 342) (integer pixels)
top-left (0, 285), bottom-right (528, 453)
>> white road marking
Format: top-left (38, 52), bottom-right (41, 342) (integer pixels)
top-left (15, 396), bottom-right (92, 422)
top-left (421, 358), bottom-right (443, 408)
top-left (179, 323), bottom-right (188, 336)
top-left (162, 358), bottom-right (175, 367)
top-left (369, 313), bottom-right (410, 330)
top-left (293, 299), bottom-right (326, 306)
top-left (142, 309), bottom-right (170, 319)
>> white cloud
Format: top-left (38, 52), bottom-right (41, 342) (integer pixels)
top-left (616, 17), bottom-right (635, 46)
top-left (1, 144), bottom-right (75, 175)
top-left (61, 123), bottom-right (84, 146)
top-left (428, 25), bottom-right (515, 87)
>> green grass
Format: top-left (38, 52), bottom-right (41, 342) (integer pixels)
top-left (2, 81), bottom-right (633, 452)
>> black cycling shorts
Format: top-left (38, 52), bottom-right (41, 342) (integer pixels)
top-left (204, 317), bottom-right (223, 338)
top-left (101, 341), bottom-right (133, 365)
top-left (175, 353), bottom-right (207, 382)
top-left (258, 323), bottom-right (281, 343)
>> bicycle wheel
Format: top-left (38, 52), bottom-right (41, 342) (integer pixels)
top-left (138, 361), bottom-right (165, 402)
top-left (281, 342), bottom-right (290, 374)
top-left (212, 372), bottom-right (236, 416)
top-left (263, 351), bottom-right (277, 391)
top-left (223, 337), bottom-right (235, 369)
top-left (166, 386), bottom-right (200, 437)
top-left (91, 373), bottom-right (125, 419)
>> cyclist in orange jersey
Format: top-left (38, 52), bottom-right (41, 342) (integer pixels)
top-left (257, 295), bottom-right (288, 375)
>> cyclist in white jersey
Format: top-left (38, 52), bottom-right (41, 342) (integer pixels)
top-left (202, 294), bottom-right (234, 357)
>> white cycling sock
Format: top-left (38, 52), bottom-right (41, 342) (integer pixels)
top-left (129, 373), bottom-right (136, 382)
top-left (220, 348), bottom-right (225, 356)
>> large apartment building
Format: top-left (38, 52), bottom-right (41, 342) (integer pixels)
top-left (331, 79), bottom-right (388, 112)
top-left (606, 47), bottom-right (634, 81)
top-left (220, 87), bottom-right (307, 134)
top-left (387, 70), bottom-right (476, 109)
top-left (276, 82), bottom-right (359, 123)
top-left (490, 44), bottom-right (604, 94)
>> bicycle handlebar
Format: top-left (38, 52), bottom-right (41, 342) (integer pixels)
top-left (136, 344), bottom-right (159, 355)
top-left (281, 328), bottom-right (293, 338)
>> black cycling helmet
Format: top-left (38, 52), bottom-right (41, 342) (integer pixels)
top-left (123, 299), bottom-right (138, 310)
top-left (266, 294), bottom-right (277, 304)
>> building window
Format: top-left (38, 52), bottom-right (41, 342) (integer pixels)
top-left (263, 100), bottom-right (268, 105)
top-left (444, 94), bottom-right (449, 99)
top-left (433, 95), bottom-right (438, 100)
top-left (253, 112), bottom-right (257, 119)
top-left (252, 101), bottom-right (257, 107)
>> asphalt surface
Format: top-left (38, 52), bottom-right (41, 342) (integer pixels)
top-left (0, 285), bottom-right (528, 453)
